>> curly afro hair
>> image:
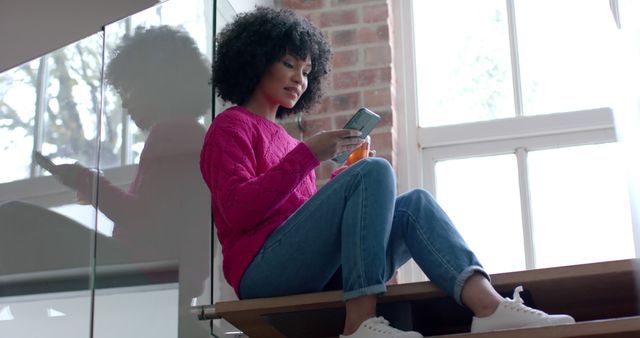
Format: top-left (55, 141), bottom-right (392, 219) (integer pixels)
top-left (212, 7), bottom-right (332, 119)
top-left (106, 26), bottom-right (212, 118)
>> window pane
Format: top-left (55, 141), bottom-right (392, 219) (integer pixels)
top-left (620, 0), bottom-right (640, 31)
top-left (435, 155), bottom-right (525, 273)
top-left (41, 35), bottom-right (104, 168)
top-left (0, 59), bottom-right (39, 183)
top-left (0, 34), bottom-right (106, 178)
top-left (516, 0), bottom-right (618, 115)
top-left (618, 0), bottom-right (640, 228)
top-left (413, 0), bottom-right (514, 127)
top-left (528, 143), bottom-right (635, 268)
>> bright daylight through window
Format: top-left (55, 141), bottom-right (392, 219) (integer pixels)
top-left (410, 0), bottom-right (637, 275)
top-left (0, 0), bottom-right (210, 235)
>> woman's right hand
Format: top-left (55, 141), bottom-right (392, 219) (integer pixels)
top-left (50, 163), bottom-right (87, 189)
top-left (304, 129), bottom-right (364, 162)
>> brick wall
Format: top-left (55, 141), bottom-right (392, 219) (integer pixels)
top-left (277, 0), bottom-right (396, 186)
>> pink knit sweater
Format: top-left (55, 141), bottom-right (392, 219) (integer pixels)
top-left (200, 106), bottom-right (320, 296)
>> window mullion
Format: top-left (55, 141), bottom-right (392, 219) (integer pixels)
top-left (507, 0), bottom-right (524, 117)
top-left (609, 0), bottom-right (621, 28)
top-left (121, 109), bottom-right (131, 164)
top-left (120, 18), bottom-right (133, 166)
top-left (516, 147), bottom-right (536, 269)
top-left (31, 55), bottom-right (50, 177)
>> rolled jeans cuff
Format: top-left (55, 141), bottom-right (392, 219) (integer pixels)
top-left (453, 265), bottom-right (491, 306)
top-left (344, 283), bottom-right (387, 301)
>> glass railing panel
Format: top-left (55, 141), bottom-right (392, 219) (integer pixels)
top-left (94, 0), bottom-right (213, 337)
top-left (0, 31), bottom-right (104, 338)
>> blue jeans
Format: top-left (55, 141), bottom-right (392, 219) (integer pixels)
top-left (239, 157), bottom-right (488, 305)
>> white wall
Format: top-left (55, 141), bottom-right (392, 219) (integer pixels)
top-left (0, 0), bottom-right (159, 73)
top-left (0, 0), bottom-right (275, 73)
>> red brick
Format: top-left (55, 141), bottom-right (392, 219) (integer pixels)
top-left (375, 109), bottom-right (393, 127)
top-left (356, 67), bottom-right (392, 87)
top-left (332, 25), bottom-right (389, 47)
top-left (281, 0), bottom-right (325, 10)
top-left (305, 12), bottom-right (322, 27)
top-left (334, 113), bottom-right (353, 128)
top-left (364, 45), bottom-right (391, 66)
top-left (332, 49), bottom-right (359, 68)
top-left (357, 25), bottom-right (389, 44)
top-left (378, 110), bottom-right (394, 127)
top-left (371, 131), bottom-right (392, 152)
top-left (363, 88), bottom-right (391, 107)
top-left (333, 67), bottom-right (392, 90)
top-left (363, 3), bottom-right (389, 23)
top-left (330, 92), bottom-right (361, 112)
top-left (332, 28), bottom-right (357, 47)
top-left (310, 96), bottom-right (331, 114)
top-left (301, 116), bottom-right (333, 137)
top-left (333, 70), bottom-right (359, 89)
top-left (332, 0), bottom-right (384, 6)
top-left (320, 9), bottom-right (359, 27)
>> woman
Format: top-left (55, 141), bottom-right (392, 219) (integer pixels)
top-left (200, 7), bottom-right (574, 338)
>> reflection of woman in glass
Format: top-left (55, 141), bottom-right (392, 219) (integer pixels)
top-left (201, 7), bottom-right (574, 337)
top-left (46, 26), bottom-right (211, 337)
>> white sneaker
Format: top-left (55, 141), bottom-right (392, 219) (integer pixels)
top-left (471, 286), bottom-right (575, 333)
top-left (340, 317), bottom-right (423, 338)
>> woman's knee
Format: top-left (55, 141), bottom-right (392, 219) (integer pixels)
top-left (405, 188), bottom-right (432, 201)
top-left (398, 188), bottom-right (438, 211)
top-left (360, 157), bottom-right (395, 191)
top-left (360, 157), bottom-right (394, 178)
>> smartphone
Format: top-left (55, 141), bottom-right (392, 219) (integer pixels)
top-left (333, 107), bottom-right (381, 163)
top-left (33, 151), bottom-right (57, 173)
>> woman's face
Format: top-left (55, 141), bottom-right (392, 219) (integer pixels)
top-left (119, 87), bottom-right (156, 130)
top-left (254, 54), bottom-right (312, 109)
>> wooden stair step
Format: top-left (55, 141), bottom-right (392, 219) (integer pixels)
top-left (194, 259), bottom-right (639, 338)
top-left (436, 316), bottom-right (640, 338)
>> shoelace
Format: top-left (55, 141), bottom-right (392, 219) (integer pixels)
top-left (504, 286), bottom-right (545, 316)
top-left (364, 317), bottom-right (405, 334)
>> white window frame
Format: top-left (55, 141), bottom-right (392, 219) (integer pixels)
top-left (391, 0), bottom-right (637, 282)
top-left (1, 2), bottom-right (219, 207)
top-left (0, 31), bottom-right (136, 208)
top-left (0, 165), bottom-right (136, 208)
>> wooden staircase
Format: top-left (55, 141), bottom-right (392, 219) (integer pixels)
top-left (193, 259), bottom-right (640, 337)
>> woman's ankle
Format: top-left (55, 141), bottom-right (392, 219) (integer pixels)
top-left (343, 295), bottom-right (377, 335)
top-left (343, 315), bottom-right (374, 335)
top-left (461, 273), bottom-right (502, 317)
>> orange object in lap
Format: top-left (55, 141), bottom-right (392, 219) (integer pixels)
top-left (345, 136), bottom-right (370, 166)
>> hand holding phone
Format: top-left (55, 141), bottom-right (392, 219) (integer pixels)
top-left (332, 107), bottom-right (380, 163)
top-left (33, 151), bottom-right (57, 173)
top-left (33, 151), bottom-right (85, 188)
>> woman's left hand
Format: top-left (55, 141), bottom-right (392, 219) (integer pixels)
top-left (369, 149), bottom-right (376, 157)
